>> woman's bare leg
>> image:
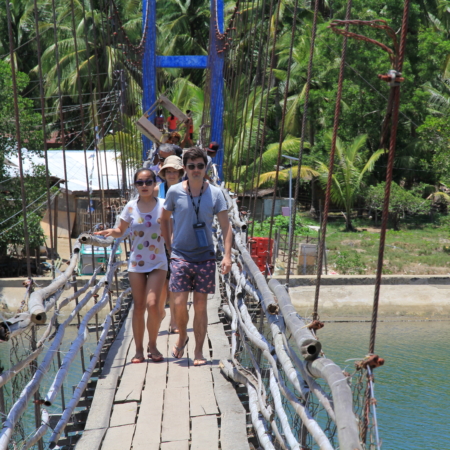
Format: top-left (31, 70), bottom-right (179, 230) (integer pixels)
top-left (128, 272), bottom-right (147, 361)
top-left (146, 269), bottom-right (168, 356)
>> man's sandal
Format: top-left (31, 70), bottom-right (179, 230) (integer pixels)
top-left (171, 337), bottom-right (189, 359)
top-left (131, 355), bottom-right (145, 364)
top-left (193, 358), bottom-right (207, 366)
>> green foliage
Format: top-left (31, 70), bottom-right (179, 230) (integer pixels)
top-left (0, 60), bottom-right (47, 256)
top-left (316, 134), bottom-right (384, 231)
top-left (366, 182), bottom-right (431, 230)
top-left (252, 214), bottom-right (313, 237)
top-left (334, 250), bottom-right (366, 275)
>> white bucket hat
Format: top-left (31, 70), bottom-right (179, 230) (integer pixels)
top-left (159, 155), bottom-right (185, 179)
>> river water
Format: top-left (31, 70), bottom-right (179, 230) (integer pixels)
top-left (0, 316), bottom-right (100, 448)
top-left (2, 315), bottom-right (448, 449)
top-left (318, 320), bottom-right (450, 450)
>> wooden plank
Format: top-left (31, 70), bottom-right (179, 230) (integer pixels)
top-left (136, 116), bottom-right (162, 144)
top-left (208, 322), bottom-right (230, 361)
top-left (189, 364), bottom-right (218, 417)
top-left (132, 330), bottom-right (169, 450)
top-left (166, 333), bottom-right (189, 388)
top-left (114, 357), bottom-right (147, 402)
top-left (82, 312), bottom-right (134, 436)
top-left (109, 402), bottom-right (138, 427)
top-left (191, 415), bottom-right (219, 450)
top-left (212, 368), bottom-right (250, 450)
top-left (101, 424), bottom-right (135, 450)
top-left (207, 304), bottom-right (221, 325)
top-left (74, 428), bottom-right (107, 450)
top-left (158, 96), bottom-right (189, 122)
top-left (133, 384), bottom-right (164, 450)
top-left (161, 441), bottom-right (189, 450)
top-left (161, 387), bottom-right (189, 442)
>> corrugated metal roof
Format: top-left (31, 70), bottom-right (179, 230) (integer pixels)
top-left (239, 188), bottom-right (275, 198)
top-left (7, 150), bottom-right (123, 192)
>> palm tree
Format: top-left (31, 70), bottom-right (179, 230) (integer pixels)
top-left (239, 136), bottom-right (317, 188)
top-left (316, 133), bottom-right (384, 231)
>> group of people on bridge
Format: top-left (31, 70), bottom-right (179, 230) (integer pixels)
top-left (96, 146), bottom-right (232, 366)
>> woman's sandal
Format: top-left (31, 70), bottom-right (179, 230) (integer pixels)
top-left (171, 337), bottom-right (189, 359)
top-left (168, 325), bottom-right (180, 334)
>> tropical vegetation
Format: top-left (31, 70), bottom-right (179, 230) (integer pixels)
top-left (2, 0), bottom-right (450, 269)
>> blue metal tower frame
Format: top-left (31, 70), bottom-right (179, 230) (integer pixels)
top-left (142, 0), bottom-right (225, 179)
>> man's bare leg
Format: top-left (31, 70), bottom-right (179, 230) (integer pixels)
top-left (193, 291), bottom-right (208, 365)
top-left (172, 291), bottom-right (189, 357)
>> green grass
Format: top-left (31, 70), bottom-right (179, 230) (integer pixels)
top-left (253, 213), bottom-right (450, 275)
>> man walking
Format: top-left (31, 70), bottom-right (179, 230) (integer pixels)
top-left (161, 147), bottom-right (232, 366)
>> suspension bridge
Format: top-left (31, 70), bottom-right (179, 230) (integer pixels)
top-left (0, 0), bottom-right (416, 448)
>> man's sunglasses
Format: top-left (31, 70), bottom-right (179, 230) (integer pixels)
top-left (186, 163), bottom-right (205, 170)
top-left (135, 179), bottom-right (154, 187)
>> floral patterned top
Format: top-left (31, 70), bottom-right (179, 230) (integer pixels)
top-left (120, 198), bottom-right (168, 273)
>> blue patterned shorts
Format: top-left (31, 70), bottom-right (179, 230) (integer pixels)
top-left (169, 259), bottom-right (216, 294)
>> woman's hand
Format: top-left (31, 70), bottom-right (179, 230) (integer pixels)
top-left (94, 229), bottom-right (115, 237)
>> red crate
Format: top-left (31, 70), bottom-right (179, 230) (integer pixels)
top-left (254, 237), bottom-right (273, 258)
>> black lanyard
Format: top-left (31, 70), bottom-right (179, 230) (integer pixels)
top-left (187, 180), bottom-right (204, 222)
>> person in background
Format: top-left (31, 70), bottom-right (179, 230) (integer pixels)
top-left (205, 141), bottom-right (219, 180)
top-left (160, 147), bottom-right (232, 366)
top-left (95, 168), bottom-right (167, 363)
top-left (167, 113), bottom-right (178, 132)
top-left (186, 110), bottom-right (194, 141)
top-left (155, 109), bottom-right (165, 131)
top-left (154, 156), bottom-right (185, 334)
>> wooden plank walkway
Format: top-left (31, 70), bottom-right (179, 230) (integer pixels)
top-left (75, 284), bottom-right (250, 450)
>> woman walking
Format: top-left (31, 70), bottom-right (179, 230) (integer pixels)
top-left (95, 168), bottom-right (167, 363)
top-left (167, 113), bottom-right (178, 132)
top-left (155, 156), bottom-right (184, 334)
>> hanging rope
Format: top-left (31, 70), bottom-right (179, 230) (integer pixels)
top-left (285, 0), bottom-right (321, 284)
top-left (5, 0), bottom-right (32, 279)
top-left (369, 0), bottom-right (411, 355)
top-left (249, 0), bottom-right (279, 237)
top-left (266, 0), bottom-right (302, 276)
top-left (313, 0), bottom-right (353, 321)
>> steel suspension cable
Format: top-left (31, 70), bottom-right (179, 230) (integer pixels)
top-left (235, 0), bottom-right (264, 191)
top-left (5, 0), bottom-right (32, 279)
top-left (313, 0), bottom-right (353, 320)
top-left (249, 0), bottom-right (278, 237)
top-left (266, 0), bottom-right (295, 273)
top-left (223, 7), bottom-right (245, 180)
top-left (369, 0), bottom-right (411, 355)
top-left (240, 0), bottom-right (268, 207)
top-left (285, 0), bottom-right (320, 284)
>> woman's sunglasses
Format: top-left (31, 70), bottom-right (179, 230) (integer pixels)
top-left (186, 163), bottom-right (205, 170)
top-left (135, 179), bottom-right (154, 187)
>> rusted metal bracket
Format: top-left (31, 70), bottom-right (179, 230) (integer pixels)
top-left (378, 69), bottom-right (404, 86)
top-left (329, 19), bottom-right (399, 66)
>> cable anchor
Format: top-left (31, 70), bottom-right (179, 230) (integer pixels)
top-left (378, 69), bottom-right (404, 86)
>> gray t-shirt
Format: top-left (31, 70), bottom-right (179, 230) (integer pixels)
top-left (164, 182), bottom-right (228, 262)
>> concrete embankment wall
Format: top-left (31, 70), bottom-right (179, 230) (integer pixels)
top-left (1, 274), bottom-right (449, 318)
top-left (273, 275), bottom-right (450, 319)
